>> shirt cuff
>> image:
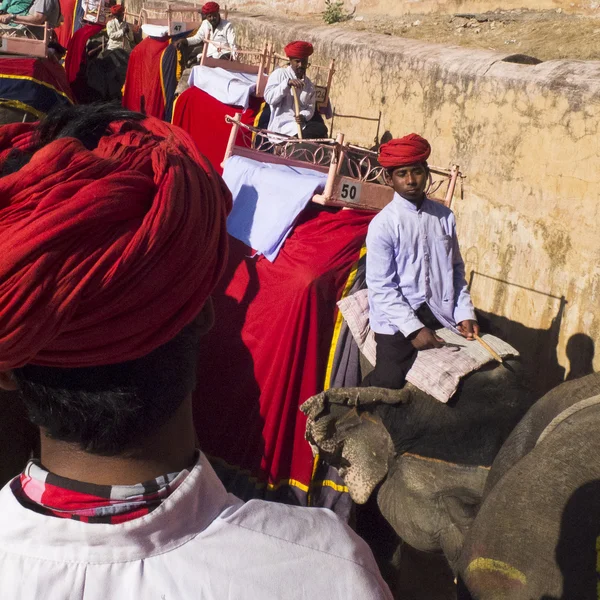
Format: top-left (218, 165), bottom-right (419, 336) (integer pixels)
top-left (399, 317), bottom-right (425, 338)
top-left (454, 307), bottom-right (477, 325)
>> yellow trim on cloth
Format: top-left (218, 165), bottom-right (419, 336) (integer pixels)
top-left (307, 244), bottom-right (366, 504)
top-left (323, 243), bottom-right (367, 390)
top-left (171, 92), bottom-right (180, 124)
top-left (159, 47), bottom-right (167, 107)
top-left (466, 558), bottom-right (527, 585)
top-left (0, 73), bottom-right (73, 103)
top-left (0, 98), bottom-right (44, 119)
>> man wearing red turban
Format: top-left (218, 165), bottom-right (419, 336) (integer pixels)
top-left (180, 0), bottom-right (237, 61)
top-left (263, 39), bottom-right (328, 141)
top-left (106, 2), bottom-right (134, 51)
top-left (363, 134), bottom-right (479, 389)
top-left (0, 104), bottom-right (392, 599)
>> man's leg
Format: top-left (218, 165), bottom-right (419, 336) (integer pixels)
top-left (361, 332), bottom-right (417, 389)
top-left (302, 111), bottom-right (329, 139)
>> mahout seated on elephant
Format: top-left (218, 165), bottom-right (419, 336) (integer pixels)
top-left (301, 358), bottom-right (535, 579)
top-left (458, 371), bottom-right (600, 600)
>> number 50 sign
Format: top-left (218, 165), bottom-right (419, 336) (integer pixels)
top-left (335, 177), bottom-right (362, 205)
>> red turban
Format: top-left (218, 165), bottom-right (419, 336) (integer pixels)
top-left (0, 118), bottom-right (231, 370)
top-left (201, 2), bottom-right (219, 14)
top-left (110, 4), bottom-right (124, 15)
top-left (284, 41), bottom-right (314, 59)
top-left (378, 134), bottom-right (431, 169)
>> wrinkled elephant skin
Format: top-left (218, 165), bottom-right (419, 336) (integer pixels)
top-left (459, 372), bottom-right (600, 599)
top-left (301, 359), bottom-right (534, 571)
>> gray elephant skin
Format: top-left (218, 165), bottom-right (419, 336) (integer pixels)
top-left (458, 371), bottom-right (600, 600)
top-left (301, 358), bottom-right (534, 571)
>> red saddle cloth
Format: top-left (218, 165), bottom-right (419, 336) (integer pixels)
top-left (171, 85), bottom-right (261, 174)
top-left (192, 204), bottom-right (375, 506)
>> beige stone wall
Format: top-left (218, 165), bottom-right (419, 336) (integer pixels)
top-left (232, 15), bottom-right (600, 393)
top-left (223, 0), bottom-right (599, 16)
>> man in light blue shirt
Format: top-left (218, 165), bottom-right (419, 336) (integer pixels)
top-left (363, 134), bottom-right (479, 389)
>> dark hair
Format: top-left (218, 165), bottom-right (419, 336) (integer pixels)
top-left (13, 319), bottom-right (201, 456)
top-left (6, 102), bottom-right (196, 456)
top-left (0, 103), bottom-right (144, 178)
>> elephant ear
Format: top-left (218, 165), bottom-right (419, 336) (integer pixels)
top-left (301, 388), bottom-right (399, 504)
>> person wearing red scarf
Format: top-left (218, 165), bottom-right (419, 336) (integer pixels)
top-left (0, 104), bottom-right (392, 599)
top-left (179, 1), bottom-right (237, 61)
top-left (106, 3), bottom-right (134, 52)
top-left (263, 39), bottom-right (328, 141)
top-left (362, 134), bottom-right (479, 389)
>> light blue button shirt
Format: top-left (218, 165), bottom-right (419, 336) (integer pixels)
top-left (366, 192), bottom-right (476, 337)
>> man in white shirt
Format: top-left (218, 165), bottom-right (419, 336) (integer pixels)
top-left (0, 104), bottom-right (392, 600)
top-left (263, 40), bottom-right (329, 141)
top-left (181, 1), bottom-right (236, 60)
top-left (364, 134), bottom-right (479, 389)
top-left (105, 3), bottom-right (134, 52)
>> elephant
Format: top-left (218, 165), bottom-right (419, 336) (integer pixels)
top-left (300, 359), bottom-right (535, 577)
top-left (0, 106), bottom-right (37, 125)
top-left (457, 371), bottom-right (600, 600)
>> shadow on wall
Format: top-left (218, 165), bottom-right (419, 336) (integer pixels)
top-left (540, 480), bottom-right (600, 600)
top-left (469, 271), bottom-right (568, 397)
top-left (565, 333), bottom-right (595, 382)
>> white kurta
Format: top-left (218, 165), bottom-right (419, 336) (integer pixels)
top-left (106, 17), bottom-right (134, 51)
top-left (0, 453), bottom-right (392, 600)
top-left (187, 18), bottom-right (236, 59)
top-left (264, 66), bottom-right (316, 140)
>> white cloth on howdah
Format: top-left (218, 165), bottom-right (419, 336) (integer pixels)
top-left (223, 155), bottom-right (327, 262)
top-left (188, 65), bottom-right (256, 108)
top-left (0, 452), bottom-right (392, 599)
top-left (264, 66), bottom-right (316, 141)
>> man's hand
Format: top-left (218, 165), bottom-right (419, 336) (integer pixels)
top-left (294, 115), bottom-right (306, 125)
top-left (0, 14), bottom-right (13, 23)
top-left (123, 24), bottom-right (129, 34)
top-left (175, 38), bottom-right (188, 48)
top-left (288, 79), bottom-right (304, 89)
top-left (457, 319), bottom-right (480, 340)
top-left (410, 327), bottom-right (445, 351)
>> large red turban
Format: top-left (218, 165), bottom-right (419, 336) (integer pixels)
top-left (378, 134), bottom-right (431, 169)
top-left (0, 118), bottom-right (231, 370)
top-left (110, 4), bottom-right (124, 15)
top-left (284, 41), bottom-right (314, 59)
top-left (201, 2), bottom-right (220, 14)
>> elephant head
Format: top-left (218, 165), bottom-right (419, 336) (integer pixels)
top-left (301, 359), bottom-right (534, 571)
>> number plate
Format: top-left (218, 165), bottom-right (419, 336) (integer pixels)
top-left (337, 178), bottom-right (362, 204)
top-left (315, 86), bottom-right (327, 103)
top-left (170, 22), bottom-right (185, 34)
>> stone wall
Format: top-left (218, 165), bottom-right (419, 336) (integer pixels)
top-left (222, 0), bottom-right (599, 17)
top-left (231, 15), bottom-right (599, 394)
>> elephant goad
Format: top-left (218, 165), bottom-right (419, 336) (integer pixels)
top-left (301, 359), bottom-right (534, 571)
top-left (458, 372), bottom-right (600, 600)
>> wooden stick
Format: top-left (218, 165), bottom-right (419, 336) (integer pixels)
top-left (475, 334), bottom-right (504, 364)
top-left (291, 86), bottom-right (303, 140)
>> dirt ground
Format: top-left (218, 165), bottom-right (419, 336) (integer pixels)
top-left (300, 8), bottom-right (600, 62)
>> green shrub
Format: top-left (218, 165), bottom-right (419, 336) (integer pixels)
top-left (322, 0), bottom-right (349, 24)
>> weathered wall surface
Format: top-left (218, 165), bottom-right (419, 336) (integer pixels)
top-left (232, 15), bottom-right (600, 393)
top-left (223, 0), bottom-right (600, 17)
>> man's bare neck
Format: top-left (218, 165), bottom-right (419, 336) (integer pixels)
top-left (38, 395), bottom-right (197, 486)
